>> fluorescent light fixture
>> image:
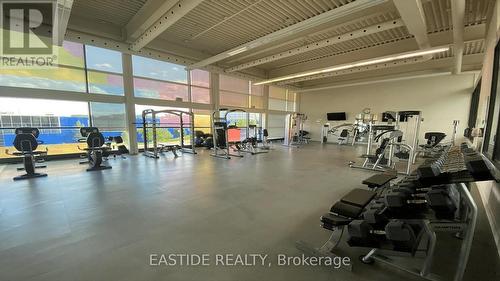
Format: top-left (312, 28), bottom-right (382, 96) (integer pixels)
top-left (253, 46), bottom-right (450, 85)
top-left (227, 47), bottom-right (249, 56)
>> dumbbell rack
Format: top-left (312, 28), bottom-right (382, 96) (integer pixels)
top-left (361, 182), bottom-right (477, 281)
top-left (299, 143), bottom-right (492, 281)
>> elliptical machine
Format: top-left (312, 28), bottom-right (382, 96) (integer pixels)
top-left (78, 127), bottom-right (111, 172)
top-left (5, 128), bottom-right (48, 180)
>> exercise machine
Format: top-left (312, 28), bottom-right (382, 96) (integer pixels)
top-left (78, 127), bottom-right (111, 171)
top-left (234, 124), bottom-right (269, 155)
top-left (211, 109), bottom-right (246, 159)
top-left (140, 109), bottom-right (196, 158)
top-left (351, 108), bottom-right (375, 145)
top-left (350, 111), bottom-right (421, 175)
top-left (321, 123), bottom-right (353, 145)
top-left (284, 113), bottom-right (309, 147)
top-left (5, 127), bottom-right (47, 180)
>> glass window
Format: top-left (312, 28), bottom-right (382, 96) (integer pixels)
top-left (484, 43), bottom-right (500, 162)
top-left (220, 91), bottom-right (249, 108)
top-left (193, 110), bottom-right (212, 134)
top-left (191, 86), bottom-right (210, 104)
top-left (134, 105), bottom-right (190, 148)
top-left (220, 75), bottom-right (249, 93)
top-left (0, 67), bottom-right (87, 92)
top-left (87, 71), bottom-right (124, 96)
top-left (90, 102), bottom-right (126, 129)
top-left (286, 91), bottom-right (297, 112)
top-left (85, 45), bottom-right (123, 74)
top-left (90, 102), bottom-right (127, 147)
top-left (269, 86), bottom-right (287, 100)
top-left (58, 41), bottom-right (85, 68)
top-left (134, 77), bottom-right (188, 101)
top-left (132, 56), bottom-right (187, 83)
top-left (251, 96), bottom-right (264, 109)
top-left (0, 98), bottom-right (89, 158)
top-left (249, 113), bottom-right (262, 126)
top-left (191, 69), bottom-right (210, 88)
top-left (269, 86), bottom-right (289, 111)
top-left (221, 111), bottom-right (248, 128)
top-left (251, 84), bottom-right (264, 96)
top-left (269, 98), bottom-right (287, 111)
top-left (268, 114), bottom-right (286, 138)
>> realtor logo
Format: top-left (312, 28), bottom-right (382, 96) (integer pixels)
top-left (1, 1), bottom-right (58, 68)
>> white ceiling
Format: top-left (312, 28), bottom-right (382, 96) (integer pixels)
top-left (67, 0), bottom-right (493, 89)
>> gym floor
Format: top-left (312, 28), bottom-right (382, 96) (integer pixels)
top-left (0, 144), bottom-right (498, 281)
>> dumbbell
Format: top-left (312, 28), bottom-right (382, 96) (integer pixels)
top-left (385, 186), bottom-right (455, 211)
top-left (348, 220), bottom-right (417, 249)
top-left (348, 220), bottom-right (385, 240)
top-left (425, 188), bottom-right (457, 219)
top-left (362, 202), bottom-right (388, 225)
top-left (384, 189), bottom-right (427, 209)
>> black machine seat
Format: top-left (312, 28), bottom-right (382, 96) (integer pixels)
top-left (423, 132), bottom-right (446, 147)
top-left (362, 173), bottom-right (397, 189)
top-left (15, 127), bottom-right (40, 138)
top-left (321, 213), bottom-right (352, 228)
top-left (80, 127), bottom-right (99, 137)
top-left (13, 133), bottom-right (39, 154)
top-left (85, 132), bottom-right (106, 149)
top-left (340, 188), bottom-right (376, 208)
top-left (330, 201), bottom-right (364, 218)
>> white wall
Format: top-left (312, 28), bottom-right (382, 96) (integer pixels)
top-left (472, 0), bottom-right (500, 258)
top-left (300, 74), bottom-right (476, 143)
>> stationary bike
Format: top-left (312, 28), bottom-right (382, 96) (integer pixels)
top-left (78, 127), bottom-right (111, 172)
top-left (5, 128), bottom-right (48, 180)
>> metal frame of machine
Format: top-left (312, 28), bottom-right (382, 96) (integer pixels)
top-left (350, 111), bottom-right (421, 175)
top-left (284, 113), bottom-right (308, 147)
top-left (141, 109), bottom-right (196, 158)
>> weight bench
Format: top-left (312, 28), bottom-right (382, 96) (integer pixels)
top-left (362, 172), bottom-right (397, 189)
top-left (297, 188), bottom-right (376, 271)
top-left (321, 188), bottom-right (376, 230)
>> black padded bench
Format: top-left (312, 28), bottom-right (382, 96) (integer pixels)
top-left (321, 188), bottom-right (376, 230)
top-left (362, 172), bottom-right (397, 189)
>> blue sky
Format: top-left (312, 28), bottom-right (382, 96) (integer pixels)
top-left (85, 46), bottom-right (123, 74)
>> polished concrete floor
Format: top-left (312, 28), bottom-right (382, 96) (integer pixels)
top-left (0, 143), bottom-right (498, 281)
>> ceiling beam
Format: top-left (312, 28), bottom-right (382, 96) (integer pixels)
top-left (64, 29), bottom-right (267, 81)
top-left (269, 24), bottom-right (485, 77)
top-left (393, 0), bottom-right (430, 49)
top-left (68, 14), bottom-right (123, 41)
top-left (130, 0), bottom-right (204, 52)
top-left (125, 0), bottom-right (178, 41)
top-left (451, 0), bottom-right (465, 74)
top-left (187, 0), bottom-right (388, 69)
top-left (55, 0), bottom-right (73, 45)
top-left (225, 19), bottom-right (405, 73)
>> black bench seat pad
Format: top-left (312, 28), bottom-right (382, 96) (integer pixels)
top-left (330, 201), bottom-right (364, 218)
top-left (321, 213), bottom-right (353, 226)
top-left (340, 188), bottom-right (376, 208)
top-left (362, 173), bottom-right (397, 188)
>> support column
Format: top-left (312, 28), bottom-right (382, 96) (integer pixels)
top-left (210, 72), bottom-right (220, 114)
top-left (122, 53), bottom-right (138, 154)
top-left (263, 85), bottom-right (270, 129)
